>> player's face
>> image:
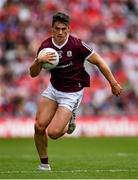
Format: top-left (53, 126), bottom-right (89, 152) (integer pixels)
top-left (52, 22), bottom-right (69, 45)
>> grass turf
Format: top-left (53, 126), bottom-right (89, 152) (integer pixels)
top-left (0, 137), bottom-right (138, 179)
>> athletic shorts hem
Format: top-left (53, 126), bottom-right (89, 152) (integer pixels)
top-left (41, 93), bottom-right (56, 102)
top-left (58, 104), bottom-right (72, 112)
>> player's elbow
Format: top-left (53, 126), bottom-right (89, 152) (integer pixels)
top-left (30, 72), bottom-right (38, 78)
top-left (30, 73), bottom-right (37, 78)
top-left (29, 68), bottom-right (38, 78)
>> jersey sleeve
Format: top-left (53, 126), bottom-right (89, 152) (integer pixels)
top-left (36, 42), bottom-right (45, 56)
top-left (36, 38), bottom-right (51, 56)
top-left (79, 40), bottom-right (94, 60)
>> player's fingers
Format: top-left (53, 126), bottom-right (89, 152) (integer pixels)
top-left (49, 55), bottom-right (57, 59)
top-left (41, 54), bottom-right (56, 62)
top-left (46, 52), bottom-right (56, 57)
top-left (47, 59), bottom-right (56, 64)
top-left (114, 89), bottom-right (122, 96)
top-left (46, 52), bottom-right (55, 55)
top-left (47, 53), bottom-right (57, 60)
top-left (48, 56), bottom-right (57, 60)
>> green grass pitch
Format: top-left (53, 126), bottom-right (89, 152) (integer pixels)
top-left (0, 137), bottom-right (138, 179)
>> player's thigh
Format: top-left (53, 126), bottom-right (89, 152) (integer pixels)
top-left (48, 106), bottom-right (72, 133)
top-left (36, 96), bottom-right (58, 128)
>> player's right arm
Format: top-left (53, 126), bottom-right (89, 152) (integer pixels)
top-left (29, 57), bottom-right (42, 77)
top-left (30, 53), bottom-right (57, 77)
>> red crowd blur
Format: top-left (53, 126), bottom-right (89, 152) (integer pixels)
top-left (0, 0), bottom-right (138, 117)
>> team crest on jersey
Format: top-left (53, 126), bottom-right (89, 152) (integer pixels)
top-left (67, 51), bottom-right (72, 57)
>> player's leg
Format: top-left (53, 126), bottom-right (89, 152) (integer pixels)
top-left (48, 106), bottom-right (72, 139)
top-left (56, 88), bottom-right (84, 135)
top-left (34, 96), bottom-right (58, 170)
top-left (47, 89), bottom-right (84, 139)
top-left (67, 107), bottom-right (77, 134)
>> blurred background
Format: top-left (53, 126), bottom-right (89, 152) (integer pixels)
top-left (0, 0), bottom-right (138, 137)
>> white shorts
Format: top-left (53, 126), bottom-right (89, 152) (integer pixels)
top-left (41, 83), bottom-right (83, 112)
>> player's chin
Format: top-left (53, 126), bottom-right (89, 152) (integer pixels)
top-left (57, 36), bottom-right (65, 42)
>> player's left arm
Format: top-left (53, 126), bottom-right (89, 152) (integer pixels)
top-left (87, 52), bottom-right (123, 96)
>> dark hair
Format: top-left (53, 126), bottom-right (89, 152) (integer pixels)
top-left (52, 12), bottom-right (70, 26)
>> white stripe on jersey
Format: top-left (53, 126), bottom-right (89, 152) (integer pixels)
top-left (81, 41), bottom-right (95, 60)
top-left (81, 41), bottom-right (93, 52)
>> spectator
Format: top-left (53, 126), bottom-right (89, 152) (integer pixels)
top-left (0, 0), bottom-right (138, 117)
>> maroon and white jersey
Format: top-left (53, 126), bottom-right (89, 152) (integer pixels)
top-left (37, 35), bottom-right (94, 92)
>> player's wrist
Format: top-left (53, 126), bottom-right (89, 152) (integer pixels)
top-left (111, 82), bottom-right (118, 87)
top-left (35, 57), bottom-right (41, 64)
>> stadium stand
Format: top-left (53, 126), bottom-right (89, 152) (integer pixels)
top-left (0, 0), bottom-right (138, 118)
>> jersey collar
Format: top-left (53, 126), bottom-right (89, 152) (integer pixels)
top-left (52, 34), bottom-right (69, 49)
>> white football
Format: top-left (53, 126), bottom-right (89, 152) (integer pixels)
top-left (37, 48), bottom-right (59, 70)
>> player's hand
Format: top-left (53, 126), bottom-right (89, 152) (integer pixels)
top-left (111, 83), bottom-right (123, 96)
top-left (38, 52), bottom-right (57, 64)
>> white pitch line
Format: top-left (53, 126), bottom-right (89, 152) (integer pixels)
top-left (0, 169), bottom-right (136, 174)
top-left (116, 153), bottom-right (129, 157)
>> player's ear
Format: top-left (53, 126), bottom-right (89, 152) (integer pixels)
top-left (67, 26), bottom-right (70, 32)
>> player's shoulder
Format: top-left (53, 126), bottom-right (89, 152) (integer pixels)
top-left (41, 37), bottom-right (52, 47)
top-left (69, 35), bottom-right (92, 51)
top-left (37, 37), bottom-right (52, 54)
top-left (69, 34), bottom-right (82, 46)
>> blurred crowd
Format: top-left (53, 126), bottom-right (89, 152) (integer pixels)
top-left (0, 0), bottom-right (138, 117)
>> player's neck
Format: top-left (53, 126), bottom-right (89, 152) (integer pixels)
top-left (52, 34), bottom-right (69, 47)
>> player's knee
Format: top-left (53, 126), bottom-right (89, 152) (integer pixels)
top-left (48, 128), bottom-right (61, 139)
top-left (34, 122), bottom-right (46, 133)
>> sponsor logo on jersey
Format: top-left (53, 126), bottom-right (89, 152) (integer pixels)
top-left (56, 61), bottom-right (73, 69)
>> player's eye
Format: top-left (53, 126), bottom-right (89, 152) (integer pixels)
top-left (62, 28), bottom-right (66, 31)
top-left (55, 27), bottom-right (67, 31)
top-left (55, 27), bottom-right (60, 30)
